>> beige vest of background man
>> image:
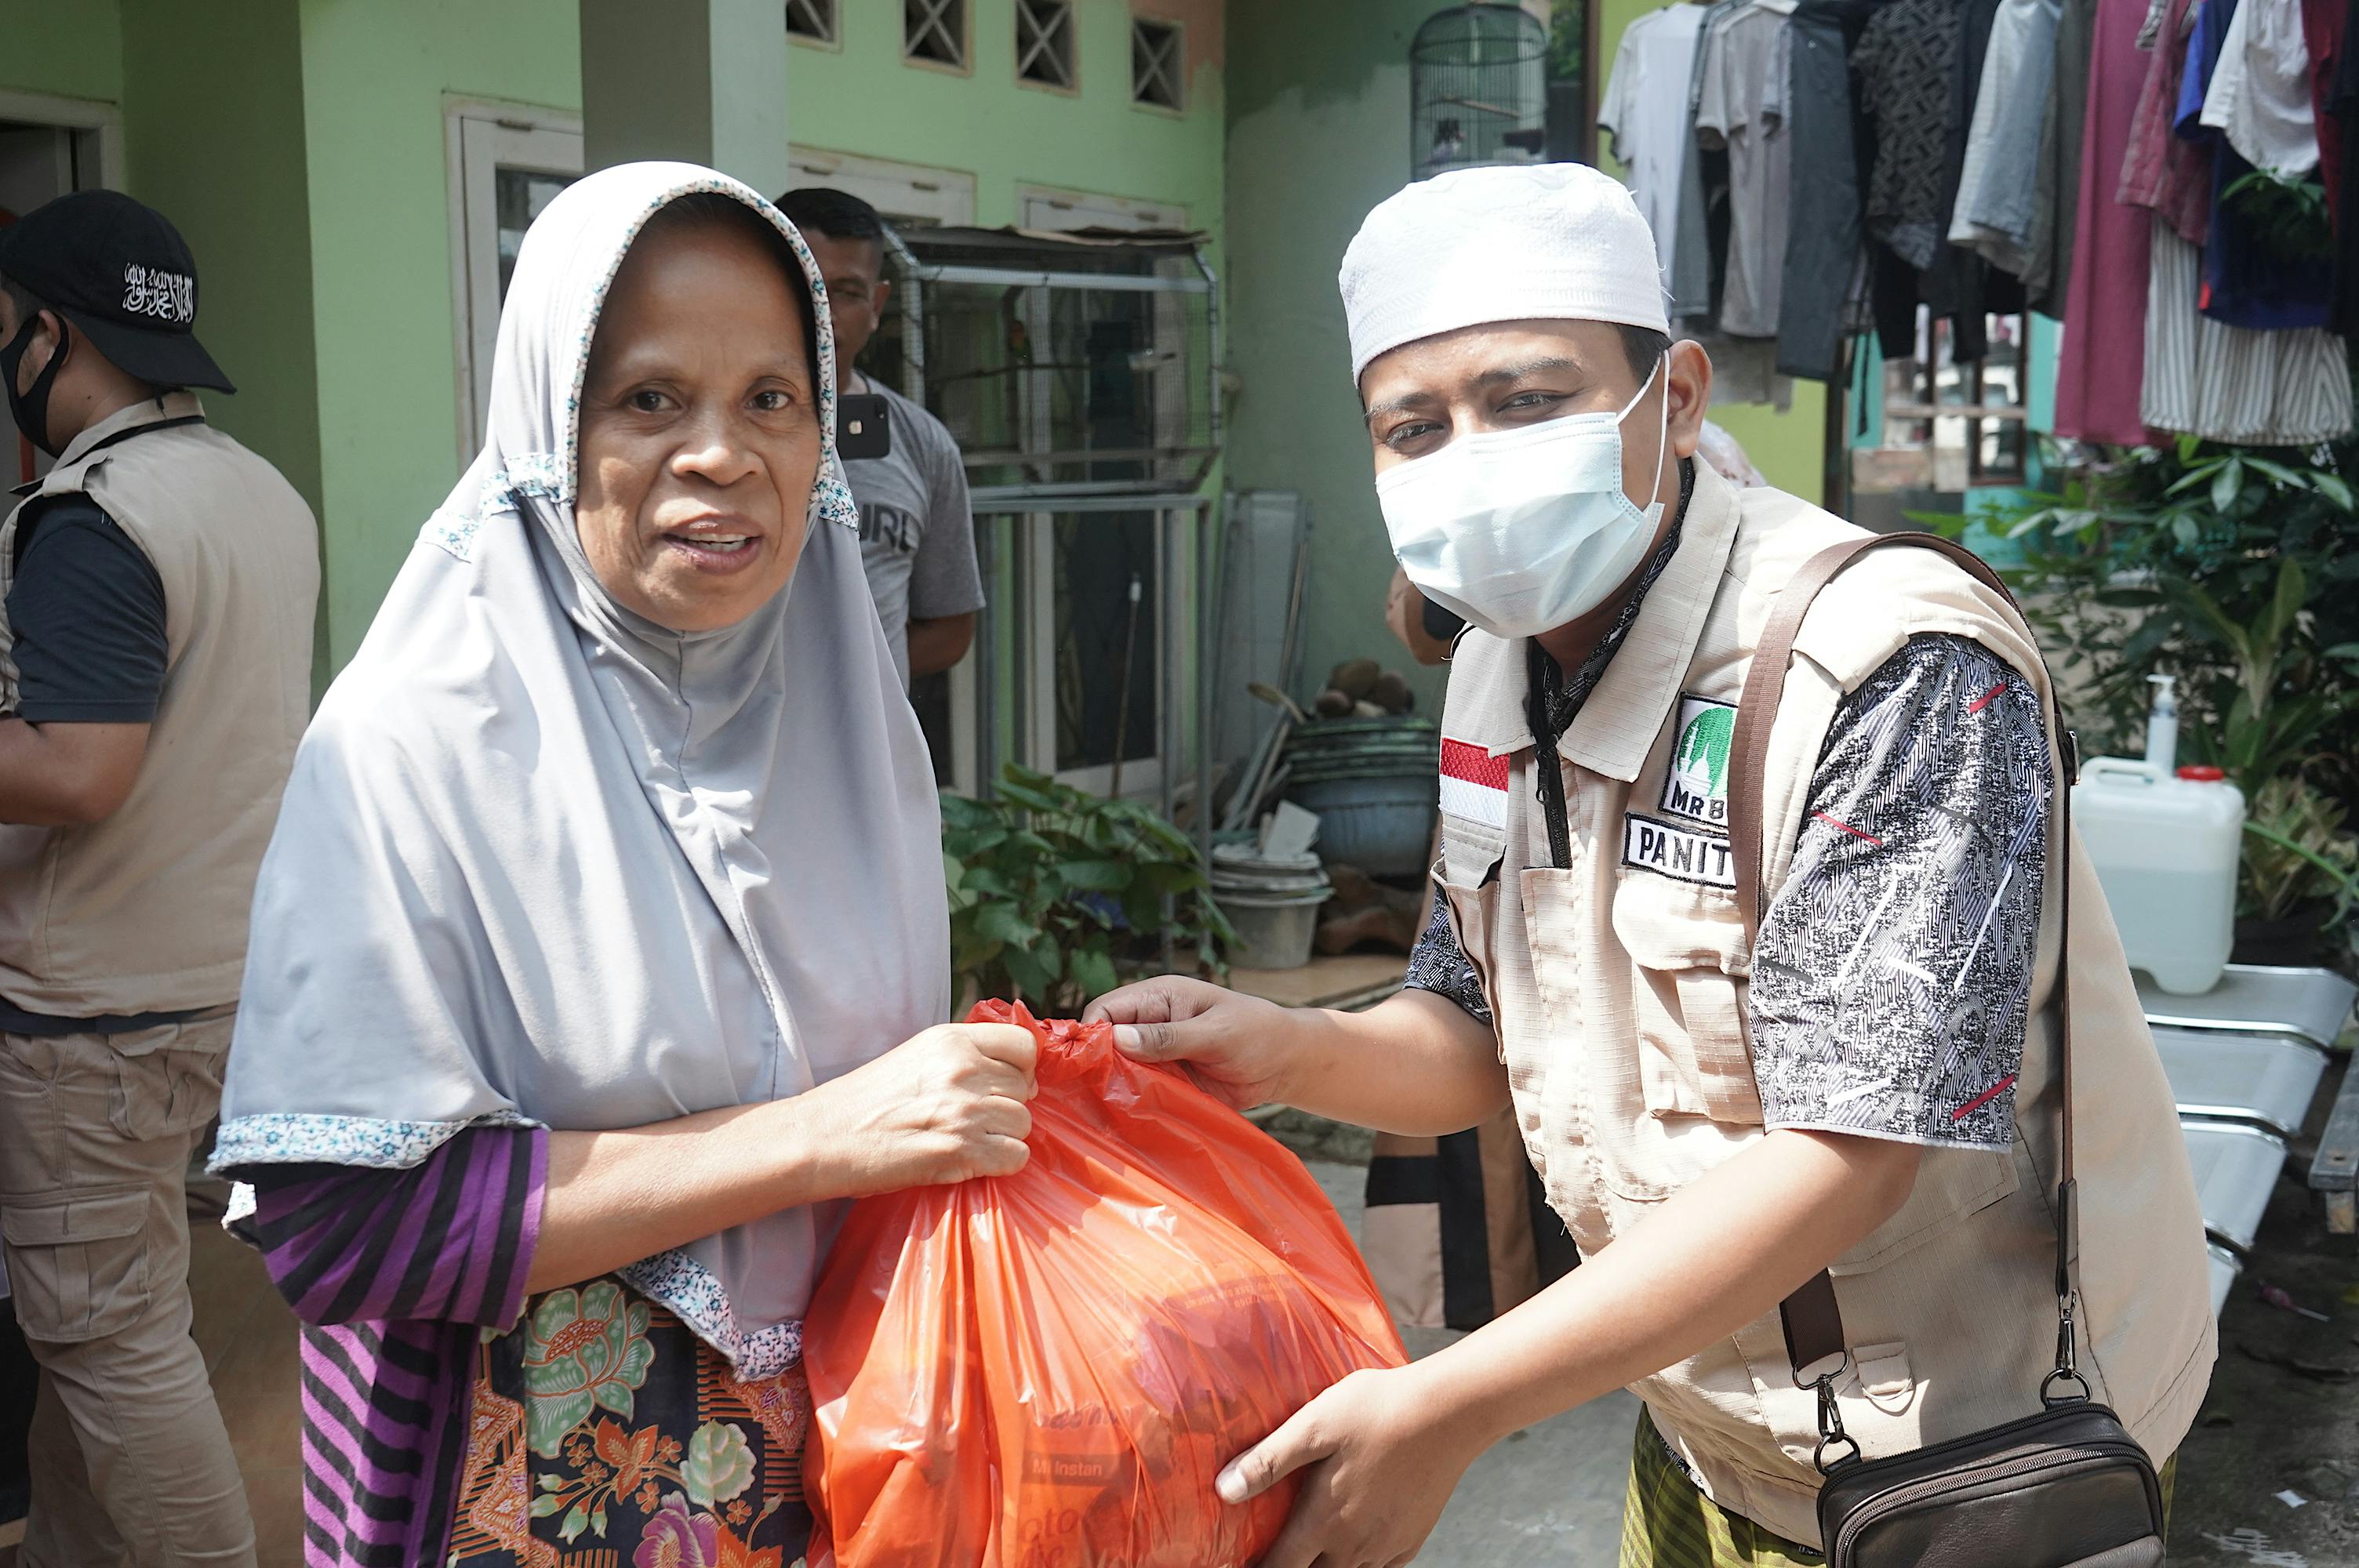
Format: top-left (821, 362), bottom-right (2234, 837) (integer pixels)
top-left (1435, 459), bottom-right (2217, 1547)
top-left (0, 391), bottom-right (320, 1015)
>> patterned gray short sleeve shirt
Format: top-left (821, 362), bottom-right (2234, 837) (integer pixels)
top-left (1407, 632), bottom-right (2050, 1149)
top-left (1750, 633), bottom-right (2050, 1148)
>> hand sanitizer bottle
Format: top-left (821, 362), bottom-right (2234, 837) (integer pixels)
top-left (2146, 673), bottom-right (2179, 779)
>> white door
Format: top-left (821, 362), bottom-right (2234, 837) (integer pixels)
top-left (447, 107), bottom-right (583, 460)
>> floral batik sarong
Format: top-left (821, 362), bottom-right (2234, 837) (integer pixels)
top-left (447, 1276), bottom-right (812, 1568)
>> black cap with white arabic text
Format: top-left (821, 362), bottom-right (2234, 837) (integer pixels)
top-left (0, 189), bottom-right (234, 394)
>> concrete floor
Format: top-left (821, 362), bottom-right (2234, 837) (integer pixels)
top-left (1306, 1157), bottom-right (1637, 1566)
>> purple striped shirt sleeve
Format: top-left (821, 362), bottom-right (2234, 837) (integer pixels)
top-left (241, 1124), bottom-right (548, 1330)
top-left (297, 1318), bottom-right (474, 1567)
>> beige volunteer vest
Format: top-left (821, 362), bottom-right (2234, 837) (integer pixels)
top-left (0, 393), bottom-right (319, 1018)
top-left (1434, 462), bottom-right (2215, 1547)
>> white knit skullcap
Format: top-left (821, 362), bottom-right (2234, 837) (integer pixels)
top-left (1339, 164), bottom-right (1670, 384)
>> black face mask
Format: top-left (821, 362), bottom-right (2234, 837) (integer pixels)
top-left (0, 312), bottom-right (68, 458)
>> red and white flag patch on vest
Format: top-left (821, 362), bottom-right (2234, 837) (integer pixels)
top-left (1440, 737), bottom-right (1510, 831)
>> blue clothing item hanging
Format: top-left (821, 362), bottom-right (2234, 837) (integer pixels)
top-left (2174, 0), bottom-right (2336, 329)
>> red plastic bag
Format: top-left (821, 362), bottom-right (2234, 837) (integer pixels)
top-left (805, 1001), bottom-right (1407, 1568)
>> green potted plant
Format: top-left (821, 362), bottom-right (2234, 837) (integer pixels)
top-left (2238, 777), bottom-right (2359, 967)
top-left (941, 764), bottom-right (1235, 1014)
top-left (1921, 426), bottom-right (2359, 972)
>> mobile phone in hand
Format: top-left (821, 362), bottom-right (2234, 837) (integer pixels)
top-left (838, 393), bottom-right (890, 460)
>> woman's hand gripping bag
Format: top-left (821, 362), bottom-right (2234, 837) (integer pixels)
top-left (805, 1001), bottom-right (1407, 1568)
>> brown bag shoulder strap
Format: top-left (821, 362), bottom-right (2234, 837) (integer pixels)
top-left (1725, 533), bottom-right (2085, 1413)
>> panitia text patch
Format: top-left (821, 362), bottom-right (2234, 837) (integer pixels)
top-left (1661, 695), bottom-right (1736, 829)
top-left (1622, 811), bottom-right (1737, 887)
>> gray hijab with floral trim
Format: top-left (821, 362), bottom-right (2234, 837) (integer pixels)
top-left (216, 163), bottom-right (951, 1377)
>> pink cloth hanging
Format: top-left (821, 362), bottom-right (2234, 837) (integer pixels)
top-left (2055, 0), bottom-right (2164, 444)
top-left (2119, 0), bottom-right (2215, 244)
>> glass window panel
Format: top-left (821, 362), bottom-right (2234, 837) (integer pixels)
top-left (1052, 514), bottom-right (1158, 775)
top-left (496, 167), bottom-right (572, 301)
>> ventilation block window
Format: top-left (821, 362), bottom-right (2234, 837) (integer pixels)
top-left (785, 0), bottom-right (836, 45)
top-left (1017, 0), bottom-right (1077, 89)
top-left (905, 0), bottom-right (967, 69)
top-left (1131, 17), bottom-right (1184, 111)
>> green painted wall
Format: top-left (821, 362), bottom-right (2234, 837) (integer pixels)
top-left (119, 5), bottom-right (320, 508)
top-left (0, 0), bottom-right (122, 103)
top-left (122, 0), bottom-right (325, 684)
top-left (788, 0), bottom-right (1225, 232)
top-left (2, 0), bottom-right (1231, 678)
top-left (1222, 0), bottom-right (1452, 714)
top-left (292, 0), bottom-right (1227, 673)
top-left (295, 0), bottom-right (581, 667)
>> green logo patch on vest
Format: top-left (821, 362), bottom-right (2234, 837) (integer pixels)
top-left (1661, 695), bottom-right (1736, 829)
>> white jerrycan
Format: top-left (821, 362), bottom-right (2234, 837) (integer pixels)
top-left (2071, 757), bottom-right (2245, 995)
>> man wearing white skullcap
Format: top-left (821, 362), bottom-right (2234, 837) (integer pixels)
top-left (1093, 164), bottom-right (2212, 1567)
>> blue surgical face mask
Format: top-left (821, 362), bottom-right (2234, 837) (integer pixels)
top-left (1375, 359), bottom-right (1668, 641)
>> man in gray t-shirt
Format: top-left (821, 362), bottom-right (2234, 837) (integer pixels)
top-left (778, 188), bottom-right (984, 689)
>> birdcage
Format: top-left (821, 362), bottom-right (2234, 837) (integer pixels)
top-left (1410, 4), bottom-right (1550, 182)
top-left (867, 226), bottom-right (1219, 504)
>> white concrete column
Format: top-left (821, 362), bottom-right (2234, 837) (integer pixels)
top-left (579, 0), bottom-right (790, 197)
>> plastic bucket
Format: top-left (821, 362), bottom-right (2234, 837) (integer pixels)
top-left (1286, 774), bottom-right (1441, 877)
top-left (1211, 844), bottom-right (1328, 899)
top-left (1216, 888), bottom-right (1329, 970)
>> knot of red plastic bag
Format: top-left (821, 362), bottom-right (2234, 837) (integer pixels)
top-left (968, 998), bottom-right (1113, 1087)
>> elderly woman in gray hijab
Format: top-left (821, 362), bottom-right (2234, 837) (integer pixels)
top-left (209, 163), bottom-right (1034, 1568)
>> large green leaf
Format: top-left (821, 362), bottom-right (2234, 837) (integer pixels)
top-left (1056, 858), bottom-right (1133, 892)
top-left (2164, 460), bottom-right (2221, 496)
top-left (2208, 458), bottom-right (2246, 515)
top-left (1070, 947), bottom-right (1121, 1000)
top-left (957, 866), bottom-right (1019, 899)
top-left (974, 903), bottom-right (1040, 947)
top-left (1001, 946), bottom-right (1050, 1002)
top-left (943, 826), bottom-right (1012, 858)
top-left (2261, 557), bottom-right (2308, 654)
top-left (1031, 938), bottom-right (1063, 982)
top-left (994, 778), bottom-right (1063, 812)
top-left (1138, 860), bottom-right (1207, 895)
top-left (939, 793), bottom-right (998, 828)
top-left (1121, 884), bottom-right (1169, 931)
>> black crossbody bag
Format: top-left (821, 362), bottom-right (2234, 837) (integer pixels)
top-left (1723, 534), bottom-right (2168, 1568)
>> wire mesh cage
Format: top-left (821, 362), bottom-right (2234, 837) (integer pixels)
top-left (1411, 4), bottom-right (1550, 181)
top-left (864, 227), bottom-right (1219, 501)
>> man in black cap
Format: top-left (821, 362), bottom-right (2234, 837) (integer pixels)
top-left (0, 189), bottom-right (318, 1568)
